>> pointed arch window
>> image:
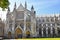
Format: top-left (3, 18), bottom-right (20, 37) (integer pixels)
top-left (20, 23), bottom-right (24, 29)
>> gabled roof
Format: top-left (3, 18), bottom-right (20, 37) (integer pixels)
top-left (16, 3), bottom-right (25, 11)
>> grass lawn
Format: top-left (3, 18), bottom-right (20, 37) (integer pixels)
top-left (16, 38), bottom-right (60, 40)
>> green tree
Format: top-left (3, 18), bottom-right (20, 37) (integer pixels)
top-left (0, 0), bottom-right (9, 10)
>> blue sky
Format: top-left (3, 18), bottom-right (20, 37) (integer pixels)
top-left (9, 0), bottom-right (60, 15)
top-left (0, 0), bottom-right (60, 20)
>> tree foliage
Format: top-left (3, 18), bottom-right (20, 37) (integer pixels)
top-left (0, 0), bottom-right (9, 10)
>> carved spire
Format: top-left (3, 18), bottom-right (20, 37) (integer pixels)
top-left (31, 5), bottom-right (34, 13)
top-left (14, 2), bottom-right (16, 10)
top-left (7, 7), bottom-right (10, 16)
top-left (25, 1), bottom-right (27, 9)
top-left (31, 5), bottom-right (34, 10)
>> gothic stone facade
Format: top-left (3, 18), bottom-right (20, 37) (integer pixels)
top-left (4, 2), bottom-right (36, 38)
top-left (4, 2), bottom-right (60, 38)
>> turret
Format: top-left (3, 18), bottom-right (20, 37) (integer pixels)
top-left (25, 1), bottom-right (27, 9)
top-left (33, 11), bottom-right (36, 18)
top-left (31, 5), bottom-right (36, 36)
top-left (7, 7), bottom-right (10, 16)
top-left (14, 2), bottom-right (16, 10)
top-left (31, 5), bottom-right (36, 18)
top-left (31, 5), bottom-right (34, 13)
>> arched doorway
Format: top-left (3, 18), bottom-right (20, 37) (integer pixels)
top-left (15, 28), bottom-right (22, 38)
top-left (26, 31), bottom-right (30, 38)
top-left (8, 31), bottom-right (11, 38)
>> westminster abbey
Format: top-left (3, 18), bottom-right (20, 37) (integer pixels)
top-left (0, 2), bottom-right (60, 39)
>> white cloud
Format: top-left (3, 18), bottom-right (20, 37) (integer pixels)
top-left (37, 13), bottom-right (60, 17)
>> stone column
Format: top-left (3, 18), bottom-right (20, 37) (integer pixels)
top-left (42, 28), bottom-right (43, 37)
top-left (46, 27), bottom-right (48, 37)
top-left (31, 14), bottom-right (36, 37)
top-left (23, 12), bottom-right (26, 38)
top-left (55, 27), bottom-right (58, 36)
top-left (31, 16), bottom-right (34, 37)
top-left (24, 13), bottom-right (26, 31)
